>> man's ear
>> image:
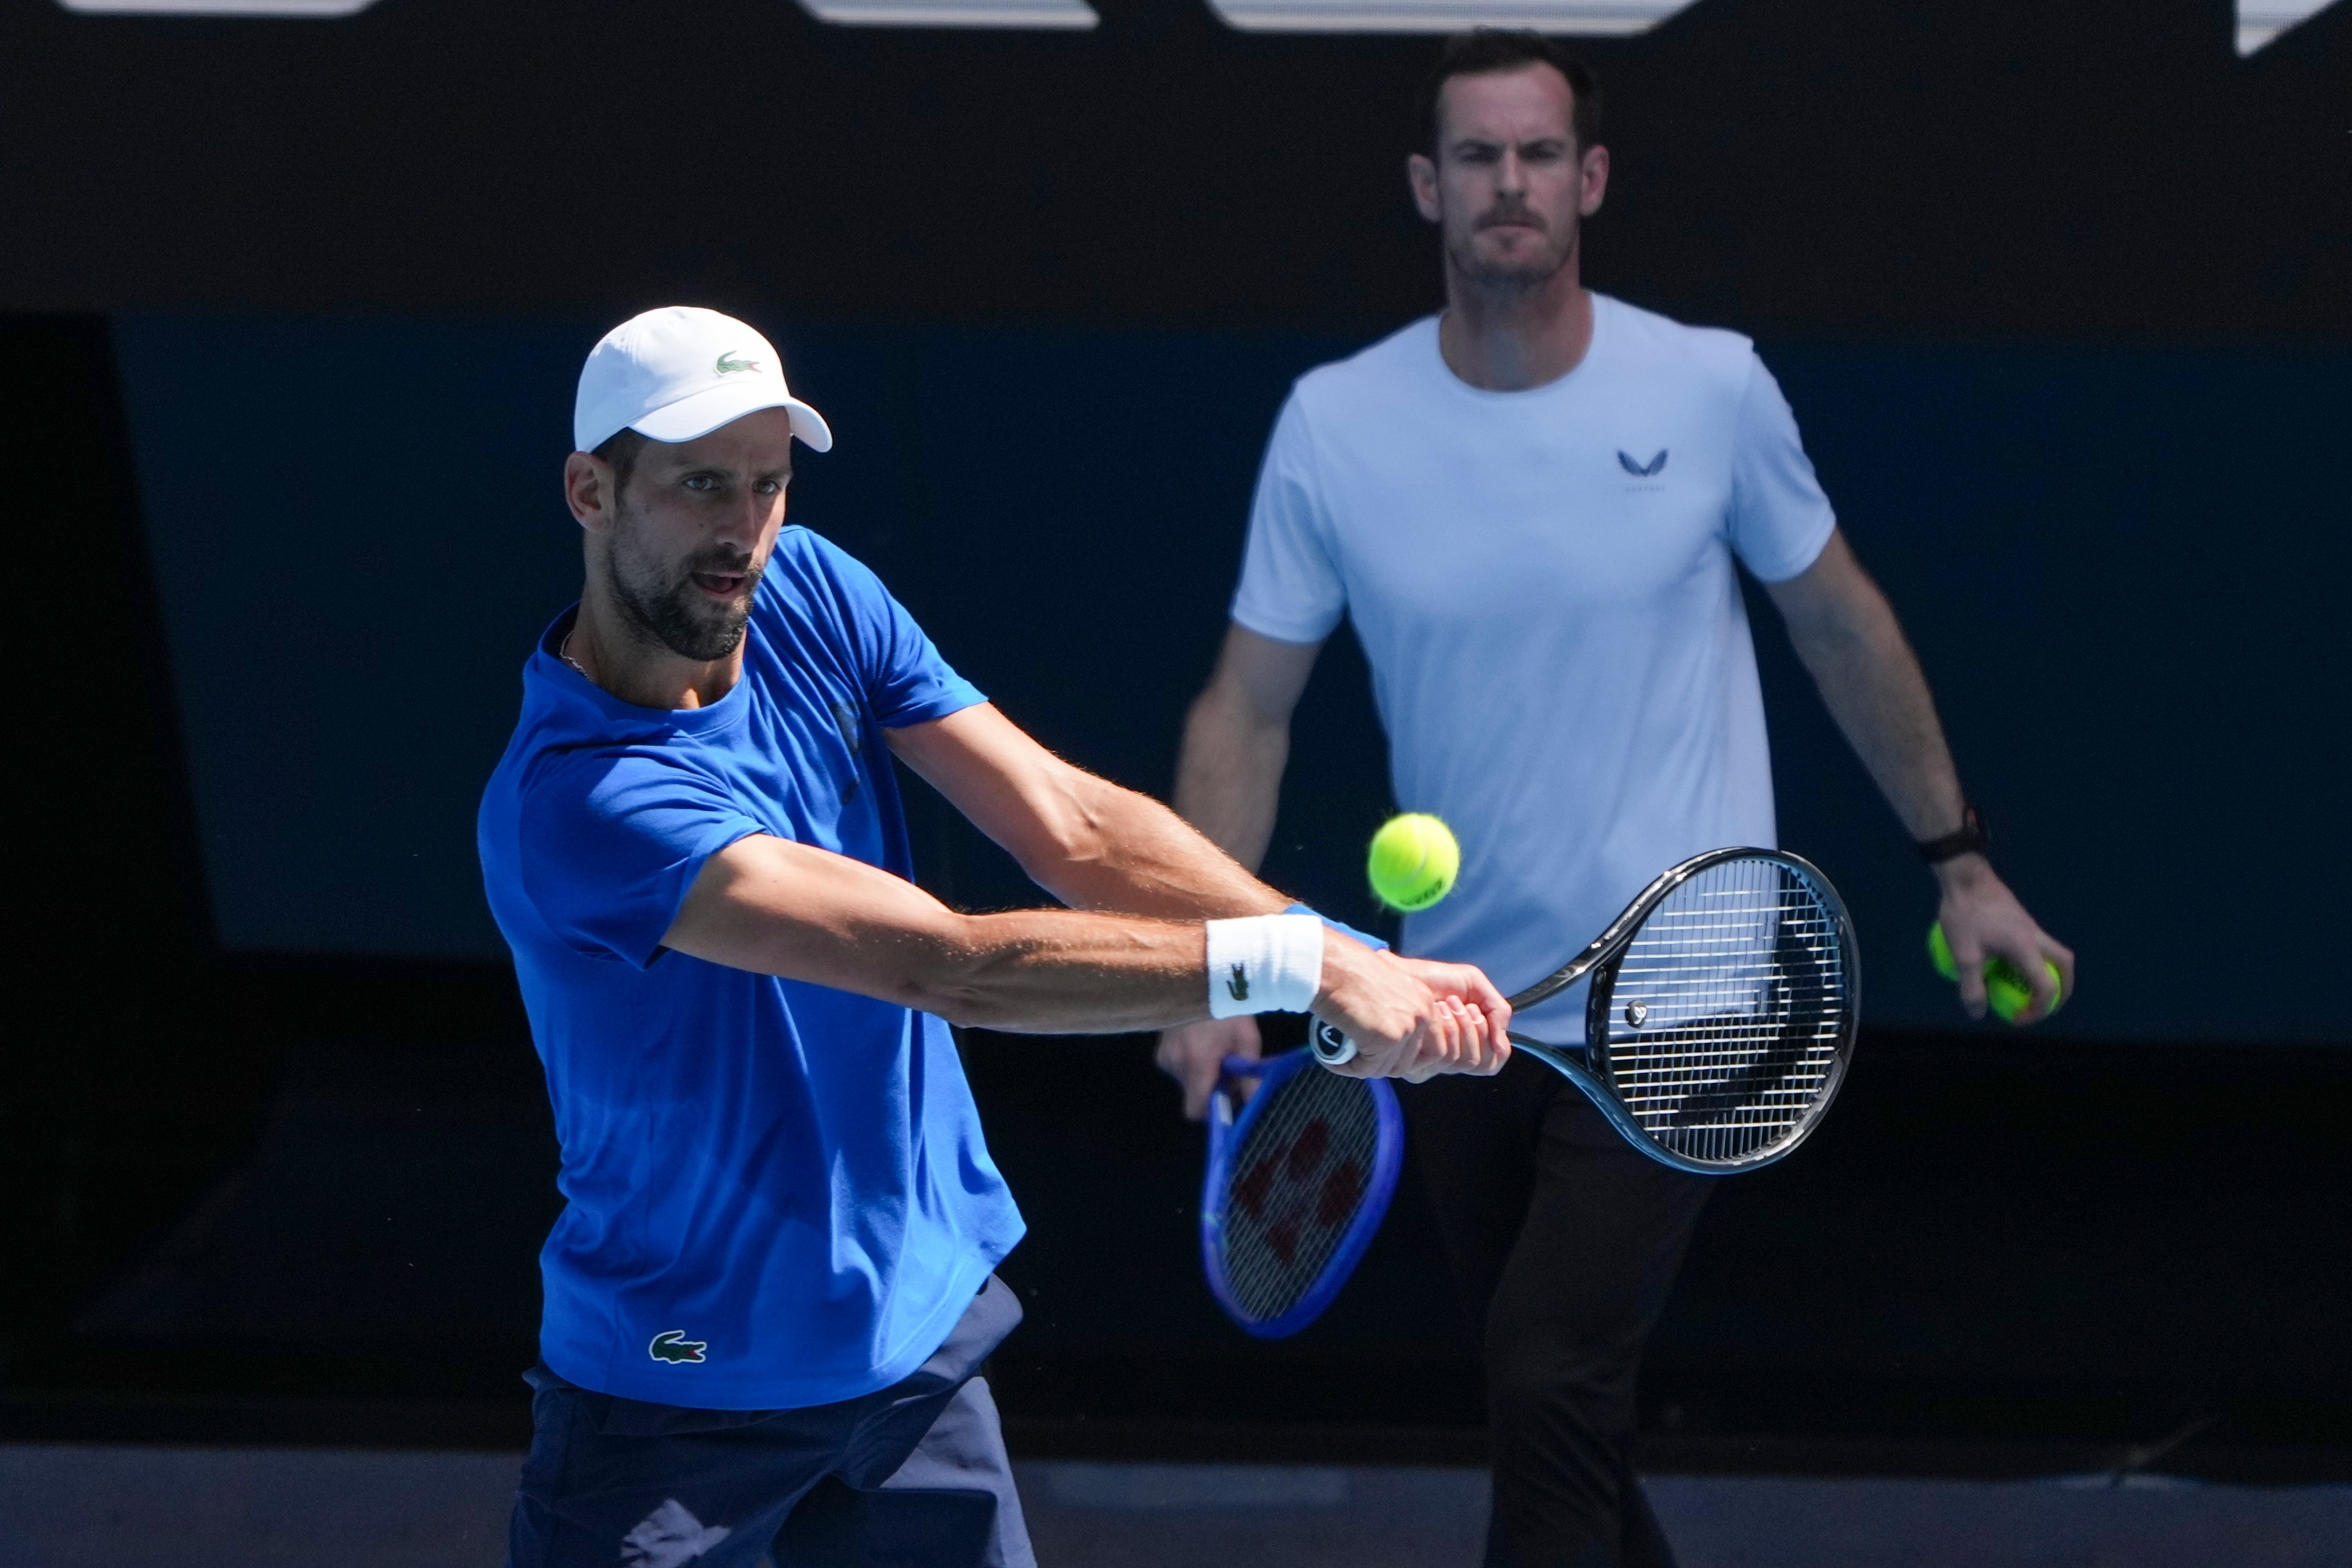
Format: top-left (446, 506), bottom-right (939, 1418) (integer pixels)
top-left (1578, 143), bottom-right (1610, 218)
top-left (1407, 152), bottom-right (1441, 224)
top-left (565, 450), bottom-right (617, 534)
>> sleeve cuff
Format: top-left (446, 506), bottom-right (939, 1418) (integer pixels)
top-left (1229, 601), bottom-right (1343, 648)
top-left (1285, 901), bottom-right (1387, 953)
top-left (876, 680), bottom-right (988, 730)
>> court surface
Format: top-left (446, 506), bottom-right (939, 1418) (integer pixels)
top-left (5, 1445), bottom-right (2349, 1566)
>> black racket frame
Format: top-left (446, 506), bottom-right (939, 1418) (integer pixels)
top-left (1313, 846), bottom-right (1860, 1175)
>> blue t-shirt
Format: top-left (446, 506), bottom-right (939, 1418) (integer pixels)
top-left (477, 528), bottom-right (1026, 1409)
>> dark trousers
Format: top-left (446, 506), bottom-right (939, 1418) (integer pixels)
top-left (1405, 1055), bottom-right (1713, 1568)
top-left (509, 1275), bottom-right (1033, 1568)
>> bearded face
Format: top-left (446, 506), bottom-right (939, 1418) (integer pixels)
top-left (1445, 188), bottom-right (1578, 291)
top-left (1413, 64), bottom-right (1602, 297)
top-left (567, 407), bottom-right (795, 679)
top-left (604, 489), bottom-right (765, 663)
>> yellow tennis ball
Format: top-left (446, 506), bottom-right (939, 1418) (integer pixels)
top-left (1368, 813), bottom-right (1460, 913)
top-left (1927, 921), bottom-right (1961, 981)
top-left (1927, 922), bottom-right (2063, 1022)
top-left (1985, 956), bottom-right (2066, 1022)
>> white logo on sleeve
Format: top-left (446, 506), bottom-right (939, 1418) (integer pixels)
top-left (621, 1499), bottom-right (732, 1567)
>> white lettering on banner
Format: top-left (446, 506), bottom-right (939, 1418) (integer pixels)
top-left (46, 0), bottom-right (2342, 55)
top-left (56, 0), bottom-right (376, 11)
top-left (795, 0), bottom-right (1098, 24)
top-left (50, 0), bottom-right (1101, 15)
top-left (1203, 0), bottom-right (1692, 32)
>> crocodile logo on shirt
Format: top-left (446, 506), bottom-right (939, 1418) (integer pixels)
top-left (1225, 963), bottom-right (1250, 1003)
top-left (1617, 449), bottom-right (1668, 478)
top-left (648, 1330), bottom-right (708, 1364)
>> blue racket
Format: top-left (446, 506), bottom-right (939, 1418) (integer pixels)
top-left (1200, 1047), bottom-right (1405, 1338)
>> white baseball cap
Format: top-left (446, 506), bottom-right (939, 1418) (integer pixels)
top-left (573, 306), bottom-right (834, 456)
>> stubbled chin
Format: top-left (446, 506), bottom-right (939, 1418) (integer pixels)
top-left (1457, 240), bottom-right (1565, 284)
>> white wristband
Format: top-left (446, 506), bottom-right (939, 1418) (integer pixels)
top-left (1205, 914), bottom-right (1324, 1019)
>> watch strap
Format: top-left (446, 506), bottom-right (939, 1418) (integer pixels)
top-left (1916, 804), bottom-right (1991, 865)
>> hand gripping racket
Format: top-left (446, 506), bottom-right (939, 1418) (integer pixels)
top-left (1312, 848), bottom-right (1859, 1175)
top-left (1200, 1048), bottom-right (1405, 1337)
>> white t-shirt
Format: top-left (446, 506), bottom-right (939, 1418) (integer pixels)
top-left (1232, 296), bottom-right (1837, 1035)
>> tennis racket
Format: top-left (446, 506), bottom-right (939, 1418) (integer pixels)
top-left (1199, 1047), bottom-right (1405, 1338)
top-left (1312, 847), bottom-right (1858, 1175)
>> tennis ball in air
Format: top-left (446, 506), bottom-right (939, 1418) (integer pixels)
top-left (1927, 923), bottom-right (2064, 1022)
top-left (1368, 813), bottom-right (1460, 912)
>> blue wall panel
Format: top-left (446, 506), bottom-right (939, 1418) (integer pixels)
top-left (115, 314), bottom-right (2352, 1040)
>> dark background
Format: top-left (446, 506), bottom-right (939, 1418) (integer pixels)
top-left (4, 0), bottom-right (2350, 1476)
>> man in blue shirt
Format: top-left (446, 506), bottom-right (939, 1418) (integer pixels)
top-left (479, 306), bottom-right (1512, 1568)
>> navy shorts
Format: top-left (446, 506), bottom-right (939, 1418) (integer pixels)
top-left (509, 1276), bottom-right (1033, 1568)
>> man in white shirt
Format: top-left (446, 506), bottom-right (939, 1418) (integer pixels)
top-left (1158, 31), bottom-right (2074, 1567)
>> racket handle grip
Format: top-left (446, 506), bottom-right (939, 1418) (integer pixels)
top-left (1309, 1020), bottom-right (1358, 1067)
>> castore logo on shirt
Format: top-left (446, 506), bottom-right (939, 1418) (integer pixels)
top-left (1617, 449), bottom-right (1668, 478)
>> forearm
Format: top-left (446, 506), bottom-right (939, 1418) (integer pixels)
top-left (666, 834), bottom-right (1222, 1031)
top-left (885, 699), bottom-right (1288, 923)
top-left (666, 833), bottom-right (1502, 1054)
top-left (913, 908), bottom-right (1217, 1033)
top-left (996, 680), bottom-right (1304, 923)
top-left (1790, 604), bottom-right (1965, 839)
top-left (1795, 609), bottom-right (2013, 926)
top-left (1770, 536), bottom-right (1969, 842)
top-left (1172, 678), bottom-right (1290, 869)
top-left (1027, 776), bottom-right (1289, 921)
top-left (938, 910), bottom-right (1505, 1083)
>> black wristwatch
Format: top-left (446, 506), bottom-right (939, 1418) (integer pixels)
top-left (1915, 804), bottom-right (1990, 865)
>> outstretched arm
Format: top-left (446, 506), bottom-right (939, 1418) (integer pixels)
top-left (663, 828), bottom-right (1507, 1079)
top-left (875, 693), bottom-right (1502, 1068)
top-left (1763, 529), bottom-right (2075, 1021)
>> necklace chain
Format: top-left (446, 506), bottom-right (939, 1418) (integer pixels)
top-left (559, 629), bottom-right (592, 680)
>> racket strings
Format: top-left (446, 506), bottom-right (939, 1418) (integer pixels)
top-left (1214, 1067), bottom-right (1383, 1324)
top-left (1602, 858), bottom-right (1850, 1166)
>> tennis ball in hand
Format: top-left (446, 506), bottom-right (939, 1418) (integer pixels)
top-left (1927, 922), bottom-right (2064, 1023)
top-left (1368, 813), bottom-right (1460, 912)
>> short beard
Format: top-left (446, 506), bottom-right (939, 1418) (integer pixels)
top-left (1448, 205), bottom-right (1576, 292)
top-left (605, 500), bottom-right (763, 664)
